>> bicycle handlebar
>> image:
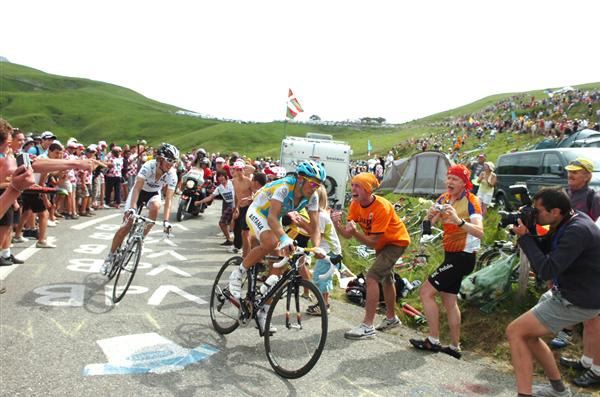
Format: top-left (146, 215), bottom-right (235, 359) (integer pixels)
top-left (272, 246), bottom-right (320, 269)
top-left (128, 212), bottom-right (156, 225)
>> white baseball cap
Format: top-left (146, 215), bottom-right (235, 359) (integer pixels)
top-left (41, 131), bottom-right (57, 140)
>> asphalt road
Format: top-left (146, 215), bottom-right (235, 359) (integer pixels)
top-left (0, 201), bottom-right (594, 396)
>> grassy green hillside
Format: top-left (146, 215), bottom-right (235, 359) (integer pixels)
top-left (1, 61), bottom-right (598, 160)
top-left (0, 62), bottom-right (429, 158)
top-left (419, 82), bottom-right (600, 123)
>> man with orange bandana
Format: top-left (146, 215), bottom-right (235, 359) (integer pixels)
top-left (409, 164), bottom-right (484, 359)
top-left (332, 172), bottom-right (410, 340)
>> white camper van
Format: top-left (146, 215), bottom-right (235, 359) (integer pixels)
top-left (280, 133), bottom-right (352, 209)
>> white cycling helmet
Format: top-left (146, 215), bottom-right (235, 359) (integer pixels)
top-left (157, 143), bottom-right (179, 162)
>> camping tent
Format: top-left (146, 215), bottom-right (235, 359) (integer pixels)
top-left (380, 151), bottom-right (453, 196)
top-left (379, 158), bottom-right (409, 190)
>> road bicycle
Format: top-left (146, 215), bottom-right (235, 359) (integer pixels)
top-left (209, 246), bottom-right (329, 379)
top-left (106, 211), bottom-right (171, 303)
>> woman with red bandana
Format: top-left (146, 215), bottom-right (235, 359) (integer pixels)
top-left (409, 164), bottom-right (484, 359)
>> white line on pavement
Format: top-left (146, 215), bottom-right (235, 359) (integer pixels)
top-left (71, 213), bottom-right (122, 230)
top-left (0, 237), bottom-right (57, 281)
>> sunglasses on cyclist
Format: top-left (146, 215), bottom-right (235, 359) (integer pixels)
top-left (303, 177), bottom-right (322, 189)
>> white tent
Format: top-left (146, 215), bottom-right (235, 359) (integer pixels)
top-left (380, 151), bottom-right (453, 196)
top-left (379, 158), bottom-right (409, 190)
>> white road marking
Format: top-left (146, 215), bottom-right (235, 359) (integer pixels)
top-left (146, 250), bottom-right (186, 261)
top-left (0, 237), bottom-right (57, 280)
top-left (146, 265), bottom-right (191, 277)
top-left (71, 213), bottom-right (122, 230)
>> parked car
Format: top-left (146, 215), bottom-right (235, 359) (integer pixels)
top-left (557, 129), bottom-right (600, 148)
top-left (569, 137), bottom-right (600, 148)
top-left (494, 148), bottom-right (600, 210)
top-left (533, 129), bottom-right (600, 150)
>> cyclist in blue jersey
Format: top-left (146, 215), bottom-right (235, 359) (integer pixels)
top-left (228, 161), bottom-right (327, 328)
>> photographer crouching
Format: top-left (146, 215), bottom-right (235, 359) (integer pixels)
top-left (506, 187), bottom-right (600, 397)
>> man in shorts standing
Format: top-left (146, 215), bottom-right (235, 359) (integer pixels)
top-left (409, 164), bottom-right (484, 358)
top-left (331, 172), bottom-right (410, 340)
top-left (232, 160), bottom-right (253, 256)
top-left (506, 187), bottom-right (600, 397)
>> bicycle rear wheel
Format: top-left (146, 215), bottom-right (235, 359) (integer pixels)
top-left (210, 256), bottom-right (244, 334)
top-left (264, 278), bottom-right (328, 379)
top-left (112, 239), bottom-right (142, 303)
top-left (475, 249), bottom-right (499, 272)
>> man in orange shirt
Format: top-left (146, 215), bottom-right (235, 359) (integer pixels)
top-left (332, 172), bottom-right (410, 340)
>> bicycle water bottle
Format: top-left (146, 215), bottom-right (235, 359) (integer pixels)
top-left (260, 275), bottom-right (280, 295)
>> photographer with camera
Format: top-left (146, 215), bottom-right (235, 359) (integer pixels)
top-left (551, 157), bottom-right (600, 388)
top-left (409, 164), bottom-right (484, 359)
top-left (506, 187), bottom-right (600, 397)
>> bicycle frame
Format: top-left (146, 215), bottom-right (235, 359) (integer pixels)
top-left (238, 253), bottom-right (303, 327)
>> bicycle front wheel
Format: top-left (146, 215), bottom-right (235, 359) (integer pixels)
top-left (112, 239), bottom-right (142, 303)
top-left (264, 278), bottom-right (328, 379)
top-left (210, 256), bottom-right (244, 334)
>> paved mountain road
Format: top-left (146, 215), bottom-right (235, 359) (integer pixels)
top-left (0, 203), bottom-right (593, 396)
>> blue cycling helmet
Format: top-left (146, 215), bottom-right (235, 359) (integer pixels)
top-left (296, 160), bottom-right (326, 183)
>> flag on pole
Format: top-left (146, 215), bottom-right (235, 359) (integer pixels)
top-left (367, 139), bottom-right (372, 152)
top-left (286, 107), bottom-right (298, 119)
top-left (286, 88), bottom-right (304, 119)
top-left (290, 98), bottom-right (303, 113)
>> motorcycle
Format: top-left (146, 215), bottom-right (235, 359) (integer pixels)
top-left (176, 169), bottom-right (208, 222)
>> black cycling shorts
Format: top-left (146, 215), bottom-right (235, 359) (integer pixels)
top-left (428, 251), bottom-right (476, 294)
top-left (136, 190), bottom-right (159, 211)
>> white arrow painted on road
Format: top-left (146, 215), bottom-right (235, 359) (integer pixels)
top-left (146, 265), bottom-right (191, 277)
top-left (147, 285), bottom-right (206, 306)
top-left (146, 250), bottom-right (186, 261)
top-left (163, 238), bottom-right (178, 247)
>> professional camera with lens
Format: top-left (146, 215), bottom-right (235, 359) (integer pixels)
top-left (498, 185), bottom-right (538, 235)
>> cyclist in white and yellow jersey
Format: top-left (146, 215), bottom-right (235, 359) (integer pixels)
top-left (228, 161), bottom-right (327, 308)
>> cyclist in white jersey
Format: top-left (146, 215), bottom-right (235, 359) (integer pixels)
top-left (101, 143), bottom-right (179, 274)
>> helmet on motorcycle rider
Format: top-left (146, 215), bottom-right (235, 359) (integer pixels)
top-left (157, 143), bottom-right (179, 162)
top-left (271, 166), bottom-right (287, 179)
top-left (195, 148), bottom-right (207, 159)
top-left (296, 160), bottom-right (326, 183)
